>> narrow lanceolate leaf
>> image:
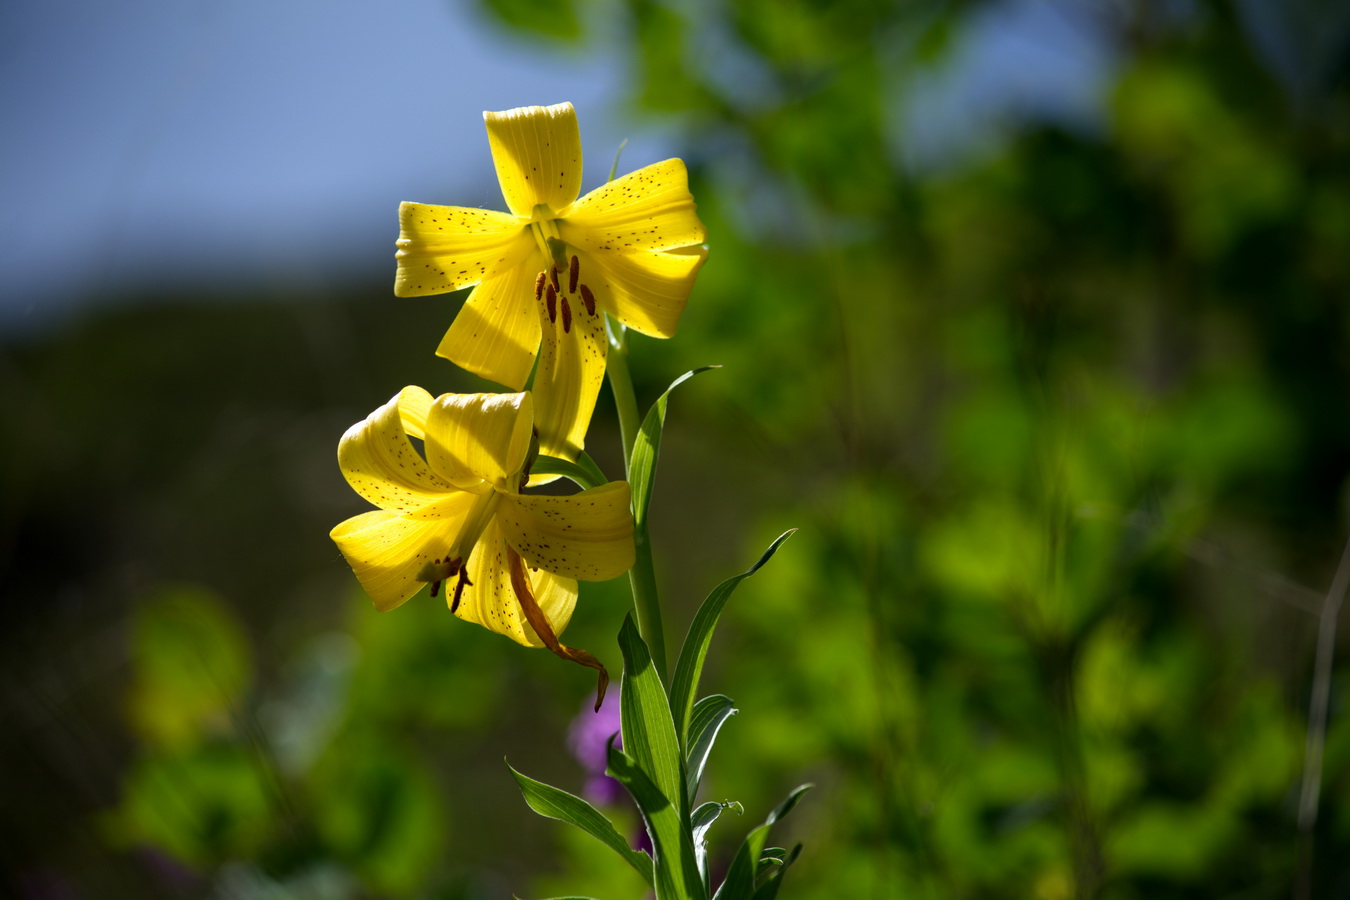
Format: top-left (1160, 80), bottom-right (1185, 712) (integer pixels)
top-left (619, 614), bottom-right (686, 812)
top-left (671, 530), bottom-right (796, 748)
top-left (685, 695), bottom-right (737, 804)
top-left (629, 366), bottom-right (718, 526)
top-left (507, 763), bottom-right (654, 887)
top-left (692, 800), bottom-right (742, 892)
top-left (765, 784), bottom-right (813, 827)
top-left (615, 615), bottom-right (702, 897)
top-left (712, 823), bottom-right (770, 900)
top-left (608, 744), bottom-right (704, 900)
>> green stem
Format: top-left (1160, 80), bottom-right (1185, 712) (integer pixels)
top-left (606, 316), bottom-right (668, 680)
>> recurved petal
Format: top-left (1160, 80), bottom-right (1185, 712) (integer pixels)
top-left (338, 387), bottom-right (459, 513)
top-left (330, 505), bottom-right (472, 611)
top-left (458, 520), bottom-right (579, 647)
top-left (485, 103), bottom-right (583, 218)
top-left (424, 392), bottom-right (535, 491)
top-left (497, 481), bottom-right (635, 582)
top-left (532, 285), bottom-right (608, 460)
top-left (559, 158), bottom-right (706, 253)
top-left (435, 257), bottom-right (543, 389)
top-left (394, 203), bottom-right (532, 297)
top-left (578, 245), bottom-right (707, 339)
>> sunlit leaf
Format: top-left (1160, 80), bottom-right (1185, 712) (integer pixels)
top-left (671, 531), bottom-right (795, 747)
top-left (686, 694), bottom-right (738, 804)
top-left (629, 366), bottom-right (718, 527)
top-left (508, 763), bottom-right (655, 887)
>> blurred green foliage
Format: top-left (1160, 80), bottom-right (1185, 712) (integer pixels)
top-left (3, 0), bottom-right (1349, 898)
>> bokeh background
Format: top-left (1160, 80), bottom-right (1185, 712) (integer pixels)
top-left (4, 0), bottom-right (1350, 897)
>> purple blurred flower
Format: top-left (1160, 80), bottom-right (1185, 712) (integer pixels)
top-left (567, 689), bottom-right (624, 805)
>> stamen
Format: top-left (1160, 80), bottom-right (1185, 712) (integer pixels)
top-left (568, 255), bottom-right (579, 293)
top-left (549, 266), bottom-right (560, 292)
top-left (534, 271), bottom-right (546, 302)
top-left (546, 284), bottom-right (557, 323)
top-left (450, 567), bottom-right (473, 613)
top-left (507, 547), bottom-right (609, 710)
top-left (560, 296), bottom-right (572, 333)
top-left (579, 284), bottom-right (596, 316)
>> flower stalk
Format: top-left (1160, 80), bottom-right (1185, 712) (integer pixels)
top-left (607, 315), bottom-right (669, 681)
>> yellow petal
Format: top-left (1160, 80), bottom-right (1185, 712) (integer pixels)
top-left (577, 244), bottom-right (707, 339)
top-left (497, 482), bottom-right (635, 581)
top-left (531, 282), bottom-right (608, 460)
top-left (338, 387), bottom-right (459, 514)
top-left (435, 256), bottom-right (543, 389)
top-left (394, 202), bottom-right (532, 297)
top-left (424, 392), bottom-right (535, 491)
top-left (485, 103), bottom-right (584, 218)
top-left (330, 506), bottom-right (472, 611)
top-left (458, 520), bottom-right (579, 646)
top-left (559, 158), bottom-right (706, 253)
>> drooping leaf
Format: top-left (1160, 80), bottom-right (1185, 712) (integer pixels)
top-left (671, 530), bottom-right (796, 747)
top-left (507, 763), bottom-right (654, 887)
top-left (629, 366), bottom-right (719, 527)
top-left (686, 695), bottom-right (738, 803)
top-left (692, 800), bottom-right (743, 892)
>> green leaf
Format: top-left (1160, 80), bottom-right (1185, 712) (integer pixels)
top-left (713, 823), bottom-right (770, 900)
top-left (692, 800), bottom-right (742, 892)
top-left (686, 695), bottom-right (738, 804)
top-left (766, 784), bottom-right (813, 826)
top-left (607, 744), bottom-right (705, 900)
top-left (671, 530), bottom-right (797, 748)
top-left (508, 763), bottom-right (654, 887)
top-left (759, 847), bottom-right (788, 866)
top-left (532, 452), bottom-right (608, 489)
top-left (629, 366), bottom-right (719, 527)
top-left (750, 844), bottom-right (802, 900)
top-left (615, 615), bottom-right (702, 897)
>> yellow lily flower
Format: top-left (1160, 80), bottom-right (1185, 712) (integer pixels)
top-left (330, 388), bottom-right (634, 677)
top-left (394, 102), bottom-right (707, 460)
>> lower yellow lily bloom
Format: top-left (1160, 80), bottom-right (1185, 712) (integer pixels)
top-left (329, 387), bottom-right (635, 654)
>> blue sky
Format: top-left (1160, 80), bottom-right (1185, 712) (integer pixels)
top-left (0, 0), bottom-right (669, 334)
top-left (1, 0), bottom-right (1137, 336)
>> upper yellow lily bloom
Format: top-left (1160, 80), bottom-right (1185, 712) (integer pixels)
top-left (329, 387), bottom-right (635, 648)
top-left (395, 102), bottom-right (707, 460)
